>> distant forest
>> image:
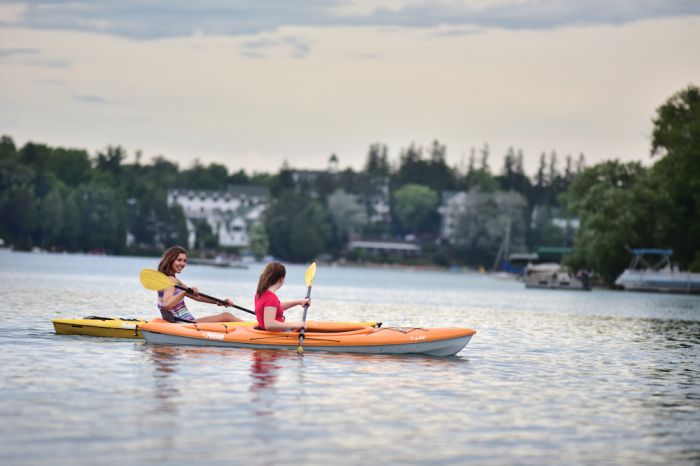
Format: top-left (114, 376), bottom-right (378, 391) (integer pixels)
top-left (1, 84), bottom-right (698, 283)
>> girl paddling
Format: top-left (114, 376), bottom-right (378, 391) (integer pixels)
top-left (255, 262), bottom-right (308, 331)
top-left (157, 245), bottom-right (242, 323)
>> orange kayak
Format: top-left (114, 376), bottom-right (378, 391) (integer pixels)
top-left (140, 321), bottom-right (475, 356)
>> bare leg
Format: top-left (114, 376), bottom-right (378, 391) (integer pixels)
top-left (195, 312), bottom-right (244, 323)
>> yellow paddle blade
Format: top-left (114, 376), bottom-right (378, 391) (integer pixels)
top-left (305, 262), bottom-right (317, 287)
top-left (139, 268), bottom-right (175, 291)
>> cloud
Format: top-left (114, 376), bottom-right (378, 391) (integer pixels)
top-left (7, 1), bottom-right (700, 40)
top-left (0, 47), bottom-right (40, 58)
top-left (0, 46), bottom-right (70, 67)
top-left (241, 34), bottom-right (312, 59)
top-left (71, 93), bottom-right (120, 104)
top-left (0, 3), bottom-right (27, 23)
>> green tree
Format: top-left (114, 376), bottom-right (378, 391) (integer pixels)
top-left (265, 193), bottom-right (331, 262)
top-left (77, 183), bottom-right (127, 253)
top-left (94, 145), bottom-right (126, 183)
top-left (181, 160), bottom-right (229, 190)
top-left (0, 135), bottom-right (16, 160)
top-left (327, 189), bottom-right (367, 239)
top-left (563, 161), bottom-right (674, 283)
top-left (462, 146), bottom-right (498, 192)
top-left (39, 189), bottom-right (64, 249)
top-left (393, 184), bottom-right (438, 235)
top-left (60, 191), bottom-right (82, 250)
top-left (499, 147), bottom-right (531, 195)
top-left (131, 189), bottom-right (186, 250)
top-left (192, 218), bottom-right (218, 250)
top-left (365, 143), bottom-right (390, 177)
top-left (48, 148), bottom-right (92, 187)
top-left (1, 186), bottom-right (37, 249)
top-left (249, 222), bottom-right (269, 259)
top-left (289, 201), bottom-right (332, 262)
top-left (452, 189), bottom-right (528, 267)
top-left (395, 141), bottom-right (457, 192)
top-left (650, 84), bottom-right (700, 270)
top-left (0, 158), bottom-right (37, 248)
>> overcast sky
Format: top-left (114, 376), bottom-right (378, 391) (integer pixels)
top-left (1, 1), bottom-right (699, 176)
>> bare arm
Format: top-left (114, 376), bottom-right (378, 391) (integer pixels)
top-left (263, 307), bottom-right (306, 331)
top-left (280, 298), bottom-right (310, 311)
top-left (188, 291), bottom-right (234, 307)
top-left (175, 279), bottom-right (234, 307)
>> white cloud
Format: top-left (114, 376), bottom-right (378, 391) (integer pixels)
top-left (0, 2), bottom-right (27, 23)
top-left (0, 15), bottom-right (698, 176)
top-left (6, 1), bottom-right (700, 39)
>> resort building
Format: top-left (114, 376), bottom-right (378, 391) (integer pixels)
top-left (167, 185), bottom-right (268, 249)
top-left (348, 240), bottom-right (420, 259)
top-left (438, 191), bottom-right (468, 243)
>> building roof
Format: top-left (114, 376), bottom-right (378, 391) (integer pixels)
top-left (349, 241), bottom-right (420, 251)
top-left (170, 185), bottom-right (268, 198)
top-left (631, 248), bottom-right (673, 256)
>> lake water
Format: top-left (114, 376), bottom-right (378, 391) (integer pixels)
top-left (0, 250), bottom-right (698, 465)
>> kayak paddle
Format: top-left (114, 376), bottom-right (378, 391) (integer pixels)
top-left (297, 262), bottom-right (317, 353)
top-left (139, 268), bottom-right (255, 316)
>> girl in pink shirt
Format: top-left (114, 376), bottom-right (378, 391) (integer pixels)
top-left (255, 262), bottom-right (309, 331)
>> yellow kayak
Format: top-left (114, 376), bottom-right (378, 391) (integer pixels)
top-left (51, 316), bottom-right (380, 339)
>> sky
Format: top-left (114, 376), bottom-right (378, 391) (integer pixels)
top-left (1, 1), bottom-right (699, 176)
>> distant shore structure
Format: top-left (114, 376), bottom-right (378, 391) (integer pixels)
top-left (348, 240), bottom-right (420, 260)
top-left (615, 248), bottom-right (700, 294)
top-left (167, 185), bottom-right (267, 249)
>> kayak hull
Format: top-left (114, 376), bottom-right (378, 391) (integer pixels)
top-left (140, 323), bottom-right (475, 357)
top-left (52, 317), bottom-right (379, 339)
top-left (142, 330), bottom-right (472, 356)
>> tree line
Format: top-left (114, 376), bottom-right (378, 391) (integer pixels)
top-left (0, 136), bottom-right (581, 260)
top-left (1, 84), bottom-right (697, 283)
top-left (563, 85), bottom-right (700, 282)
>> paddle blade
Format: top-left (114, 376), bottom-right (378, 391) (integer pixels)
top-left (139, 268), bottom-right (174, 291)
top-left (305, 262), bottom-right (317, 287)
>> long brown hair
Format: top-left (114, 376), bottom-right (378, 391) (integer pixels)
top-left (256, 262), bottom-right (286, 297)
top-left (158, 245), bottom-right (188, 276)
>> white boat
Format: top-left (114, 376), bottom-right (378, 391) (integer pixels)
top-left (522, 263), bottom-right (591, 291)
top-left (188, 256), bottom-right (249, 269)
top-left (615, 249), bottom-right (700, 294)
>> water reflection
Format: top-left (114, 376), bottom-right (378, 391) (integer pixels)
top-left (248, 350), bottom-right (283, 420)
top-left (146, 346), bottom-right (182, 414)
top-left (250, 350), bottom-right (283, 393)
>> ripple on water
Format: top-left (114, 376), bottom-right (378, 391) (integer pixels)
top-left (0, 252), bottom-right (699, 465)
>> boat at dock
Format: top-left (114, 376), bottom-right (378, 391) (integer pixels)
top-left (522, 263), bottom-right (591, 291)
top-left (187, 256), bottom-right (249, 269)
top-left (615, 248), bottom-right (700, 294)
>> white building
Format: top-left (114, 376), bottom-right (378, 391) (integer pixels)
top-left (438, 191), bottom-right (468, 242)
top-left (168, 185), bottom-right (268, 249)
top-left (365, 177), bottom-right (391, 225)
top-left (348, 240), bottom-right (420, 258)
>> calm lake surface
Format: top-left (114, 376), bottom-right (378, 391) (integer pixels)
top-left (0, 251), bottom-right (698, 465)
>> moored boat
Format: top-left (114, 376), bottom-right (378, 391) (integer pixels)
top-left (522, 263), bottom-right (591, 291)
top-left (52, 316), bottom-right (379, 339)
top-left (140, 322), bottom-right (475, 357)
top-left (615, 248), bottom-right (700, 294)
